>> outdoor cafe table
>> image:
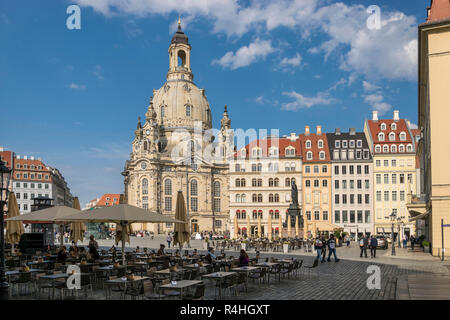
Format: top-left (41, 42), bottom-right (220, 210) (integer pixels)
top-left (202, 272), bottom-right (236, 300)
top-left (256, 262), bottom-right (281, 283)
top-left (231, 266), bottom-right (262, 292)
top-left (40, 273), bottom-right (90, 298)
top-left (104, 276), bottom-right (150, 300)
top-left (6, 269), bottom-right (45, 282)
top-left (159, 280), bottom-right (203, 299)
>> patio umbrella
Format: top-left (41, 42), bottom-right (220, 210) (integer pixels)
top-left (173, 191), bottom-right (190, 249)
top-left (246, 215), bottom-right (250, 239)
top-left (295, 215), bottom-right (299, 237)
top-left (69, 197), bottom-right (86, 245)
top-left (59, 204), bottom-right (183, 265)
top-left (257, 214), bottom-right (262, 239)
top-left (6, 205), bottom-right (82, 248)
top-left (287, 215), bottom-right (291, 238)
top-left (234, 214), bottom-right (238, 239)
top-left (267, 214), bottom-right (272, 241)
top-left (5, 192), bottom-right (24, 253)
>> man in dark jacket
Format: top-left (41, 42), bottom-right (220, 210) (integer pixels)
top-left (370, 235), bottom-right (378, 258)
top-left (327, 234), bottom-right (340, 262)
top-left (360, 235), bottom-right (369, 258)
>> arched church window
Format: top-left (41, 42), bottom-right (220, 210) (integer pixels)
top-left (142, 178), bottom-right (148, 195)
top-left (186, 105), bottom-right (191, 117)
top-left (161, 106), bottom-right (165, 118)
top-left (190, 179), bottom-right (198, 196)
top-left (164, 179), bottom-right (172, 195)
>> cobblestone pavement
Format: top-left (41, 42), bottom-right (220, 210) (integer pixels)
top-left (11, 237), bottom-right (449, 300)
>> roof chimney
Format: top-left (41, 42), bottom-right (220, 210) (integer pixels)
top-left (16, 155), bottom-right (20, 159)
top-left (38, 157), bottom-right (41, 161)
top-left (372, 111), bottom-right (378, 121)
top-left (349, 128), bottom-right (356, 135)
top-left (24, 156), bottom-right (28, 160)
top-left (305, 126), bottom-right (310, 136)
top-left (316, 125), bottom-right (322, 135)
top-left (393, 110), bottom-right (400, 121)
top-left (0, 147), bottom-right (3, 152)
top-left (335, 128), bottom-right (341, 135)
top-left (290, 133), bottom-right (297, 142)
top-left (30, 156), bottom-right (35, 160)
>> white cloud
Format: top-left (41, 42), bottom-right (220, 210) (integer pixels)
top-left (280, 53), bottom-right (302, 67)
top-left (93, 65), bottom-right (104, 80)
top-left (281, 91), bottom-right (335, 111)
top-left (124, 20), bottom-right (143, 38)
top-left (363, 93), bottom-right (392, 115)
top-left (362, 81), bottom-right (380, 92)
top-left (212, 38), bottom-right (276, 70)
top-left (69, 82), bottom-right (86, 90)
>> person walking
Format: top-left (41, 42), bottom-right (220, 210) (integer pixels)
top-left (370, 235), bottom-right (378, 258)
top-left (410, 235), bottom-right (415, 250)
top-left (166, 233), bottom-right (172, 248)
top-left (321, 236), bottom-right (327, 263)
top-left (345, 234), bottom-right (350, 247)
top-left (360, 235), bottom-right (368, 258)
top-left (403, 236), bottom-right (407, 249)
top-left (327, 234), bottom-right (340, 262)
top-left (314, 236), bottom-right (324, 262)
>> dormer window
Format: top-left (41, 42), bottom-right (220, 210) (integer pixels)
top-left (285, 147), bottom-right (295, 157)
top-left (399, 132), bottom-right (406, 141)
top-left (349, 140), bottom-right (355, 148)
top-left (252, 148), bottom-right (262, 158)
top-left (306, 140), bottom-right (312, 149)
top-left (407, 144), bottom-right (413, 152)
top-left (389, 132), bottom-right (396, 141)
top-left (375, 145), bottom-right (381, 153)
top-left (391, 145), bottom-right (397, 153)
top-left (357, 140), bottom-right (362, 148)
top-left (269, 147), bottom-right (279, 157)
top-left (307, 151), bottom-right (313, 160)
top-left (383, 145), bottom-right (389, 153)
top-left (380, 123), bottom-right (386, 130)
top-left (318, 140), bottom-right (323, 149)
top-left (319, 151), bottom-right (325, 160)
top-left (335, 140), bottom-right (341, 148)
top-left (333, 150), bottom-right (340, 160)
top-left (399, 145), bottom-right (405, 152)
top-left (391, 123), bottom-right (397, 130)
top-left (378, 133), bottom-right (385, 141)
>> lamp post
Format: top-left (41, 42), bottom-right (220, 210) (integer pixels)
top-left (386, 210), bottom-right (397, 256)
top-left (0, 160), bottom-right (12, 299)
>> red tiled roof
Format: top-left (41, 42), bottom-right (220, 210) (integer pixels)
top-left (97, 193), bottom-right (121, 207)
top-left (0, 151), bottom-right (13, 169)
top-left (426, 0), bottom-right (450, 23)
top-left (235, 137), bottom-right (303, 159)
top-left (367, 119), bottom-right (414, 153)
top-left (12, 158), bottom-right (52, 182)
top-left (298, 132), bottom-right (330, 163)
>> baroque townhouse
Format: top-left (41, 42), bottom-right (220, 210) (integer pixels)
top-left (327, 128), bottom-right (374, 238)
top-left (229, 134), bottom-right (302, 238)
top-left (299, 125), bottom-right (333, 236)
top-left (365, 110), bottom-right (418, 238)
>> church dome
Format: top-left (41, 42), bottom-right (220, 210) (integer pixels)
top-left (152, 80), bottom-right (212, 130)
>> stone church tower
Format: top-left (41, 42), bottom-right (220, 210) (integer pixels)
top-left (123, 21), bottom-right (232, 234)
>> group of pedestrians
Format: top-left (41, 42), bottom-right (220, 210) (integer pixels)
top-left (314, 234), bottom-right (340, 263)
top-left (359, 234), bottom-right (378, 258)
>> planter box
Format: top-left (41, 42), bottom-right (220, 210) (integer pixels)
top-left (283, 244), bottom-right (289, 254)
top-left (423, 246), bottom-right (430, 253)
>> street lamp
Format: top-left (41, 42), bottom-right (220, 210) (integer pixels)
top-left (386, 210), bottom-right (397, 256)
top-left (0, 159), bottom-right (12, 299)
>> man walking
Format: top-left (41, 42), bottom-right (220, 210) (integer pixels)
top-left (360, 235), bottom-right (368, 258)
top-left (410, 235), bottom-right (415, 250)
top-left (327, 234), bottom-right (340, 262)
top-left (370, 235), bottom-right (378, 258)
top-left (166, 233), bottom-right (172, 248)
top-left (314, 236), bottom-right (324, 262)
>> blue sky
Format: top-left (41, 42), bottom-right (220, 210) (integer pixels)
top-left (0, 0), bottom-right (428, 206)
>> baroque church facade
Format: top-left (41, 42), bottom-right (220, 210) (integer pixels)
top-left (122, 22), bottom-right (233, 235)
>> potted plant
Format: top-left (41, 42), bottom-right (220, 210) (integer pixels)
top-left (283, 241), bottom-right (290, 253)
top-left (422, 241), bottom-right (431, 253)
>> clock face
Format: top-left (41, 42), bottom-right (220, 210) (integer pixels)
top-left (141, 162), bottom-right (147, 170)
top-left (146, 129), bottom-right (150, 135)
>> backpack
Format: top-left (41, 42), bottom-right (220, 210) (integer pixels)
top-left (359, 239), bottom-right (365, 247)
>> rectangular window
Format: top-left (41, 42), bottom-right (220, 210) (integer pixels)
top-left (335, 194), bottom-right (340, 204)
top-left (392, 174), bottom-right (397, 184)
top-left (45, 184), bottom-right (49, 189)
top-left (384, 191), bottom-right (389, 201)
top-left (16, 182), bottom-right (20, 188)
top-left (365, 211), bottom-right (371, 224)
top-left (314, 211), bottom-right (320, 220)
top-left (23, 183), bottom-right (27, 188)
top-left (400, 174), bottom-right (405, 184)
top-left (400, 191), bottom-right (405, 201)
top-left (392, 191), bottom-right (397, 201)
top-left (314, 180), bottom-right (319, 188)
top-left (364, 165), bottom-right (369, 174)
top-left (357, 140), bottom-right (362, 148)
top-left (376, 160), bottom-right (381, 167)
top-left (342, 180), bottom-right (347, 189)
top-left (322, 165), bottom-right (327, 173)
top-left (342, 166), bottom-right (347, 175)
top-left (365, 180), bottom-right (369, 189)
top-left (365, 194), bottom-right (370, 204)
top-left (376, 191), bottom-right (382, 201)
top-left (214, 199), bottom-right (221, 212)
top-left (323, 211), bottom-right (328, 221)
top-left (164, 197), bottom-right (172, 211)
top-left (23, 193), bottom-right (28, 200)
top-left (342, 141), bottom-right (348, 148)
top-left (357, 166), bottom-right (361, 175)
top-left (384, 174), bottom-right (389, 184)
top-left (322, 180), bottom-right (328, 187)
top-left (349, 166), bottom-right (354, 175)
top-left (357, 180), bottom-right (362, 189)
top-left (358, 194), bottom-right (362, 204)
top-left (350, 140), bottom-right (355, 148)
top-left (350, 211), bottom-right (355, 223)
top-left (334, 166), bottom-right (339, 175)
top-left (342, 194), bottom-right (347, 204)
top-left (31, 194), bottom-right (35, 199)
top-left (335, 211), bottom-right (340, 223)
top-left (191, 198), bottom-right (198, 212)
top-left (335, 180), bottom-right (339, 189)
top-left (350, 194), bottom-right (354, 204)
top-left (392, 160), bottom-right (397, 167)
top-left (350, 180), bottom-right (354, 189)
top-left (215, 220), bottom-right (222, 228)
top-left (23, 204), bottom-right (28, 211)
top-left (357, 210), bottom-right (363, 223)
top-left (305, 180), bottom-right (311, 188)
top-left (376, 174), bottom-right (381, 184)
top-left (408, 174), bottom-right (413, 183)
top-left (16, 193), bottom-right (20, 199)
top-left (314, 166), bottom-right (319, 173)
top-left (305, 166), bottom-right (311, 174)
top-left (342, 211), bottom-right (348, 223)
top-left (306, 211), bottom-right (311, 220)
top-left (384, 160), bottom-right (389, 167)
